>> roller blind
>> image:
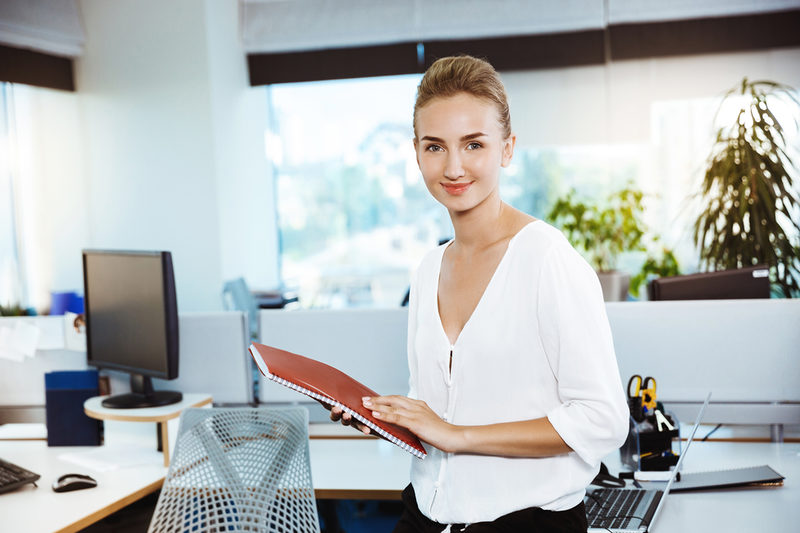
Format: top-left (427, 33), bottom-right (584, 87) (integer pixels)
top-left (608, 0), bottom-right (800, 24)
top-left (0, 0), bottom-right (84, 57)
top-left (241, 0), bottom-right (604, 54)
top-left (241, 0), bottom-right (800, 54)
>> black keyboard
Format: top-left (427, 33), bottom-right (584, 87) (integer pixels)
top-left (586, 488), bottom-right (648, 530)
top-left (0, 458), bottom-right (40, 494)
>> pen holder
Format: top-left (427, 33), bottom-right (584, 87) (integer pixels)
top-left (620, 410), bottom-right (680, 471)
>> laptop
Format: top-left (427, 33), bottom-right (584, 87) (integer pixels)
top-left (585, 392), bottom-right (711, 532)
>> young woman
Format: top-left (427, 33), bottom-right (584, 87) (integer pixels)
top-left (333, 55), bottom-right (628, 532)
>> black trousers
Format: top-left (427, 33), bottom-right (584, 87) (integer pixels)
top-left (393, 484), bottom-right (588, 533)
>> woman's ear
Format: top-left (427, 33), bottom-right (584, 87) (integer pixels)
top-left (413, 138), bottom-right (421, 167)
top-left (500, 134), bottom-right (516, 168)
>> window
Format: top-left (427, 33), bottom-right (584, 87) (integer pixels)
top-left (267, 75), bottom-right (451, 308)
top-left (266, 72), bottom-right (799, 307)
top-left (0, 83), bottom-right (23, 311)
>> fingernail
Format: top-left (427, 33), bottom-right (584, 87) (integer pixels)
top-left (362, 397), bottom-right (372, 406)
top-left (372, 411), bottom-right (380, 418)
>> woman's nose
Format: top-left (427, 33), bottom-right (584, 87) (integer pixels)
top-left (443, 152), bottom-right (465, 180)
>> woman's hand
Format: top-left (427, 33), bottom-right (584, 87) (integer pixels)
top-left (363, 395), bottom-right (461, 452)
top-left (313, 398), bottom-right (372, 435)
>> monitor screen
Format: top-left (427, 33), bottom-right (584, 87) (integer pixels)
top-left (83, 250), bottom-right (181, 408)
top-left (648, 265), bottom-right (770, 300)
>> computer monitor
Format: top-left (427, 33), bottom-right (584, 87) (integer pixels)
top-left (648, 265), bottom-right (770, 300)
top-left (82, 250), bottom-right (182, 409)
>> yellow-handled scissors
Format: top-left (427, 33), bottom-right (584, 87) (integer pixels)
top-left (627, 374), bottom-right (657, 418)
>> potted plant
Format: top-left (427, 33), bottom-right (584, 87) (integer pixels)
top-left (547, 186), bottom-right (648, 300)
top-left (0, 303), bottom-right (30, 316)
top-left (693, 78), bottom-right (800, 297)
top-left (629, 242), bottom-right (681, 299)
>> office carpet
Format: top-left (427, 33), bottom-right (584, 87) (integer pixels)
top-left (79, 491), bottom-right (159, 532)
top-left (77, 493), bottom-right (403, 533)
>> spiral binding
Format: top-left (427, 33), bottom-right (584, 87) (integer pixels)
top-left (266, 373), bottom-right (426, 459)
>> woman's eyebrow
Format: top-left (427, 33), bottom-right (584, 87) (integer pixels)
top-left (461, 132), bottom-right (487, 141)
top-left (420, 132), bottom-right (487, 143)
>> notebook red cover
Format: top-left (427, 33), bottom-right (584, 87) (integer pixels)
top-left (249, 342), bottom-right (426, 459)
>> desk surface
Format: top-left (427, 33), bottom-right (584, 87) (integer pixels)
top-left (1, 431), bottom-right (797, 533)
top-left (647, 441), bottom-right (800, 532)
top-left (0, 439), bottom-right (166, 533)
top-left (310, 437), bottom-right (411, 499)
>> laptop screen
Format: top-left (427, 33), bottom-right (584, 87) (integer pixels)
top-left (647, 392), bottom-right (712, 526)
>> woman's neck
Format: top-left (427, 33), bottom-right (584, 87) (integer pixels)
top-left (449, 191), bottom-right (510, 251)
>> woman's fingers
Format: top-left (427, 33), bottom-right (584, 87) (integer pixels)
top-left (361, 395), bottom-right (456, 451)
top-left (329, 405), bottom-right (372, 435)
top-left (363, 395), bottom-right (419, 424)
top-left (330, 405), bottom-right (350, 423)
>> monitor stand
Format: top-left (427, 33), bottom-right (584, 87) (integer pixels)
top-left (101, 374), bottom-right (182, 409)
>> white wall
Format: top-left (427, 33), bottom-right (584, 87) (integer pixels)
top-left (504, 47), bottom-right (800, 147)
top-left (203, 0), bottom-right (279, 293)
top-left (68, 0), bottom-right (278, 312)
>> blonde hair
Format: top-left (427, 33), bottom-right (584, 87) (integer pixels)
top-left (413, 55), bottom-right (511, 140)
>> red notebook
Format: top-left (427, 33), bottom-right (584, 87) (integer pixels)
top-left (249, 342), bottom-right (426, 459)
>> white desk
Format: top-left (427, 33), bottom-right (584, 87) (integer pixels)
top-left (309, 436), bottom-right (411, 500)
top-left (0, 394), bottom-right (211, 532)
top-left (647, 441), bottom-right (800, 532)
top-left (0, 437), bottom-right (166, 533)
top-left (2, 426), bottom-right (797, 532)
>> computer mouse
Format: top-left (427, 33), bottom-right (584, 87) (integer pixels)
top-left (52, 473), bottom-right (97, 493)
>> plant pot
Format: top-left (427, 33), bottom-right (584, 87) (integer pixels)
top-left (596, 271), bottom-right (630, 302)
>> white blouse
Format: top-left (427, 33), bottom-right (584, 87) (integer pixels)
top-left (407, 220), bottom-right (629, 524)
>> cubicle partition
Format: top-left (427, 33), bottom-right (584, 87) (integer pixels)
top-left (152, 312), bottom-right (253, 405)
top-left (258, 308), bottom-right (409, 421)
top-left (259, 300), bottom-right (799, 436)
top-left (0, 316), bottom-right (86, 423)
top-left (606, 299), bottom-right (800, 439)
top-left (0, 311), bottom-right (253, 424)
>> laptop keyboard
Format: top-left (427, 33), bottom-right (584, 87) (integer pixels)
top-left (0, 458), bottom-right (41, 494)
top-left (586, 488), bottom-right (647, 530)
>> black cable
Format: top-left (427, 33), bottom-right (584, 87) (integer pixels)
top-left (701, 423), bottom-right (723, 441)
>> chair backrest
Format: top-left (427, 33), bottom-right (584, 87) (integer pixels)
top-left (148, 407), bottom-right (320, 533)
top-left (222, 277), bottom-right (259, 341)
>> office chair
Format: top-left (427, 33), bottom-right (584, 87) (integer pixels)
top-left (222, 277), bottom-right (259, 342)
top-left (148, 407), bottom-right (321, 533)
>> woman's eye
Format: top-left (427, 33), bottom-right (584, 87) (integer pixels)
top-left (466, 142), bottom-right (482, 150)
top-left (425, 144), bottom-right (443, 152)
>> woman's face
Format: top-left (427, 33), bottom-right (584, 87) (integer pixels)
top-left (414, 92), bottom-right (514, 214)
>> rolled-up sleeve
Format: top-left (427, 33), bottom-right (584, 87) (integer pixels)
top-left (538, 243), bottom-right (629, 466)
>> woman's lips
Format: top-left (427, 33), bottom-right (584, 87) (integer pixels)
top-left (442, 182), bottom-right (472, 195)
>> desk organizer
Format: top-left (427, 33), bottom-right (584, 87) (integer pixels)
top-left (620, 411), bottom-right (680, 471)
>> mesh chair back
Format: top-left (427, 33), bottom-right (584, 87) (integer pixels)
top-left (148, 407), bottom-right (320, 533)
